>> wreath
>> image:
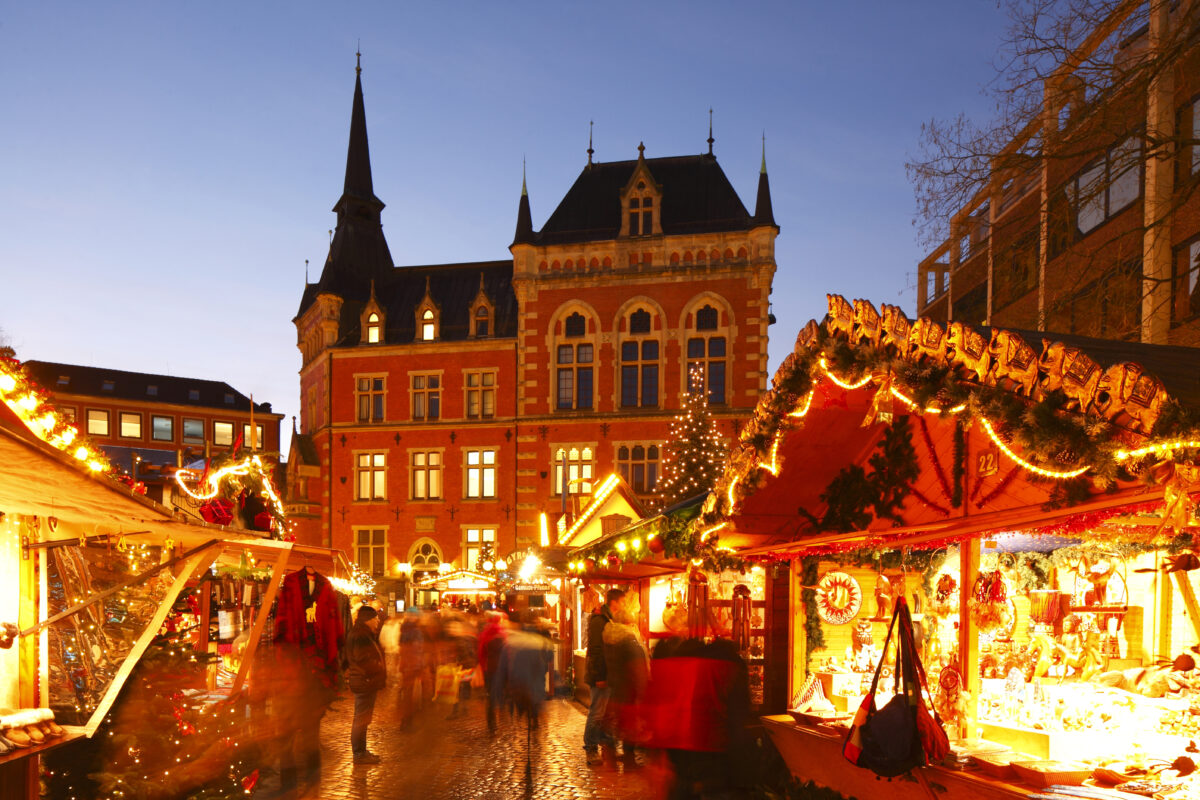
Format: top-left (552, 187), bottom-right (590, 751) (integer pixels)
top-left (968, 570), bottom-right (1012, 633)
top-left (931, 573), bottom-right (958, 616)
top-left (816, 571), bottom-right (862, 625)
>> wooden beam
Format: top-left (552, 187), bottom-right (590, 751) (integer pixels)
top-left (959, 538), bottom-right (981, 739)
top-left (83, 542), bottom-right (221, 736)
top-left (1172, 571), bottom-right (1200, 644)
top-left (230, 546), bottom-right (290, 696)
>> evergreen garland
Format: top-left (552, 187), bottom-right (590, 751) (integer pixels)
top-left (800, 557), bottom-right (824, 672)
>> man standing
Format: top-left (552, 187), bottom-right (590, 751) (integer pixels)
top-left (346, 605), bottom-right (386, 765)
top-left (583, 588), bottom-right (624, 765)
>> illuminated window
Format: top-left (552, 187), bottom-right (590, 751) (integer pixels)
top-left (421, 308), bottom-right (437, 341)
top-left (366, 312), bottom-right (382, 344)
top-left (151, 415), bottom-right (173, 442)
top-left (356, 376), bottom-right (385, 423)
top-left (411, 450), bottom-right (443, 500)
top-left (409, 540), bottom-right (442, 581)
top-left (1069, 135), bottom-right (1141, 235)
top-left (86, 409), bottom-right (110, 436)
top-left (462, 527), bottom-right (497, 571)
top-left (355, 452), bottom-right (387, 501)
top-left (241, 424), bottom-right (265, 449)
top-left (617, 444), bottom-right (659, 495)
top-left (464, 449), bottom-right (497, 498)
top-left (553, 446), bottom-right (594, 495)
top-left (213, 421), bottom-right (234, 446)
top-left (411, 374), bottom-right (440, 420)
top-left (355, 528), bottom-right (387, 577)
top-left (465, 371), bottom-right (496, 419)
top-left (117, 412), bottom-right (141, 438)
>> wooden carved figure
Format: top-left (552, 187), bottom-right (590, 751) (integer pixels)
top-left (1094, 362), bottom-right (1168, 433)
top-left (1039, 341), bottom-right (1103, 410)
top-left (826, 294), bottom-right (855, 339)
top-left (880, 303), bottom-right (912, 354)
top-left (796, 319), bottom-right (821, 353)
top-left (852, 298), bottom-right (882, 347)
top-left (946, 321), bottom-right (991, 383)
top-left (986, 330), bottom-right (1039, 395)
top-left (908, 317), bottom-right (949, 363)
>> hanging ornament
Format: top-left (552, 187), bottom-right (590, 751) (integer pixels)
top-left (647, 535), bottom-right (664, 554)
top-left (816, 571), bottom-right (862, 625)
top-left (861, 371), bottom-right (894, 427)
top-left (1156, 464), bottom-right (1199, 536)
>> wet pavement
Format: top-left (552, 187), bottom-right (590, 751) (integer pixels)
top-left (288, 685), bottom-right (662, 800)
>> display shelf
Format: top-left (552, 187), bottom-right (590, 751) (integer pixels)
top-left (0, 727), bottom-right (86, 768)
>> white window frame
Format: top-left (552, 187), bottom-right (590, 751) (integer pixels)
top-left (151, 414), bottom-right (174, 442)
top-left (213, 421), bottom-right (234, 447)
top-left (355, 374), bottom-right (387, 423)
top-left (410, 449), bottom-right (444, 500)
top-left (464, 369), bottom-right (497, 419)
top-left (553, 445), bottom-right (595, 496)
top-left (182, 417), bottom-right (205, 444)
top-left (464, 448), bottom-right (497, 499)
top-left (461, 526), bottom-right (497, 571)
top-left (355, 451), bottom-right (387, 501)
top-left (354, 527), bottom-right (388, 577)
top-left (86, 408), bottom-right (110, 437)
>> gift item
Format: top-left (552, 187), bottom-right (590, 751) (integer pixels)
top-left (817, 571), bottom-right (862, 626)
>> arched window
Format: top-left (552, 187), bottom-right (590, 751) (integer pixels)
top-left (421, 308), bottom-right (436, 341)
top-left (687, 303), bottom-right (728, 405)
top-left (474, 306), bottom-right (490, 337)
top-left (554, 446), bottom-right (594, 495)
top-left (409, 540), bottom-right (443, 579)
top-left (621, 308), bottom-right (659, 409)
top-left (366, 312), bottom-right (381, 343)
top-left (625, 180), bottom-right (658, 237)
top-left (617, 444), bottom-right (659, 495)
top-left (556, 311), bottom-right (593, 410)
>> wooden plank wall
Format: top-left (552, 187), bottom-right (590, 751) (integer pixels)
top-left (763, 565), bottom-right (790, 714)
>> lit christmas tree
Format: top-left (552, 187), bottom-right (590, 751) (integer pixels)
top-left (654, 365), bottom-right (730, 511)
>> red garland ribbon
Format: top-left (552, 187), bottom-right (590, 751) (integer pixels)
top-left (918, 416), bottom-right (954, 504)
top-left (909, 484), bottom-right (951, 517)
top-left (974, 466), bottom-right (1021, 509)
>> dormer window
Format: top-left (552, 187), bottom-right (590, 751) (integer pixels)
top-left (366, 312), bottom-right (382, 343)
top-left (102, 380), bottom-right (115, 392)
top-left (629, 192), bottom-right (653, 236)
top-left (57, 375), bottom-right (69, 386)
top-left (146, 384), bottom-right (158, 397)
top-left (474, 306), bottom-right (490, 337)
top-left (421, 309), bottom-right (437, 341)
top-left (188, 388), bottom-right (200, 401)
top-left (622, 175), bottom-right (660, 237)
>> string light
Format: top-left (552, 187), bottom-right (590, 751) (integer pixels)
top-left (699, 521), bottom-right (728, 542)
top-left (1115, 440), bottom-right (1200, 461)
top-left (173, 454), bottom-right (286, 524)
top-left (788, 391), bottom-right (815, 418)
top-left (539, 512), bottom-right (550, 547)
top-left (889, 385), bottom-right (966, 414)
top-left (559, 473), bottom-right (621, 545)
top-left (818, 356), bottom-right (871, 390)
top-left (0, 359), bottom-right (111, 472)
top-left (757, 430), bottom-right (783, 476)
top-left (978, 416), bottom-right (1090, 479)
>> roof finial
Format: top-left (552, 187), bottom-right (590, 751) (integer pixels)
top-left (761, 131), bottom-right (767, 174)
top-left (707, 108), bottom-right (714, 156)
top-left (637, 141), bottom-right (645, 160)
top-left (356, 44), bottom-right (361, 76)
top-left (305, 258), bottom-right (309, 283)
top-left (522, 157), bottom-right (527, 197)
top-left (587, 120), bottom-right (594, 165)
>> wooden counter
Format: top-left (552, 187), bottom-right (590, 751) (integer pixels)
top-left (762, 715), bottom-right (1033, 800)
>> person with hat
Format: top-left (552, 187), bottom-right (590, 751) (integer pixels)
top-left (345, 604), bottom-right (386, 764)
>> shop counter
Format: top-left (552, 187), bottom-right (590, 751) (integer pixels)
top-left (762, 715), bottom-right (1032, 800)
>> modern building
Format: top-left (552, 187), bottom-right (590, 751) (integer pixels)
top-left (916, 1), bottom-right (1200, 345)
top-left (289, 60), bottom-right (778, 587)
top-left (21, 360), bottom-right (283, 497)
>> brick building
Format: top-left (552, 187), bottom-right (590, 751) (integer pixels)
top-left (916, 2), bottom-right (1200, 345)
top-left (290, 61), bottom-right (778, 586)
top-left (21, 360), bottom-right (283, 476)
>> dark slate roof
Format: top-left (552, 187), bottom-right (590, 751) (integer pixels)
top-left (317, 260), bottom-right (518, 347)
top-left (21, 361), bottom-right (275, 413)
top-left (536, 155), bottom-right (754, 245)
top-left (290, 431), bottom-right (320, 467)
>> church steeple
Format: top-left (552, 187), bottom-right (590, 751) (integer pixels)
top-left (317, 52), bottom-right (394, 293)
top-left (753, 134), bottom-right (776, 228)
top-left (512, 160), bottom-right (534, 245)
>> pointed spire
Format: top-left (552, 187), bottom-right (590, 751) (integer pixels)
top-left (706, 109), bottom-right (714, 156)
top-left (341, 52), bottom-right (380, 208)
top-left (587, 121), bottom-right (594, 166)
top-left (754, 133), bottom-right (776, 228)
top-left (513, 160), bottom-right (534, 246)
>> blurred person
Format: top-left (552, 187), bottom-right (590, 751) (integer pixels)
top-left (378, 610), bottom-right (403, 685)
top-left (477, 611), bottom-right (509, 733)
top-left (493, 610), bottom-right (555, 729)
top-left (345, 605), bottom-right (386, 764)
top-left (442, 613), bottom-right (478, 719)
top-left (582, 588), bottom-right (624, 765)
top-left (602, 601), bottom-right (648, 767)
top-left (397, 607), bottom-right (425, 729)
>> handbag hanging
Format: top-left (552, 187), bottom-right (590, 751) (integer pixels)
top-left (842, 597), bottom-right (942, 777)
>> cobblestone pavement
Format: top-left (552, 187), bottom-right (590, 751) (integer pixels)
top-left (295, 685), bottom-right (663, 800)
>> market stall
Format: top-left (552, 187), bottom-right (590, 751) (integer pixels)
top-left (698, 296), bottom-right (1200, 799)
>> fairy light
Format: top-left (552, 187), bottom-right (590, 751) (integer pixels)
top-left (818, 356), bottom-right (871, 390)
top-left (726, 475), bottom-right (740, 509)
top-left (788, 390), bottom-right (815, 418)
top-left (539, 512), bottom-right (550, 547)
top-left (757, 430), bottom-right (783, 476)
top-left (889, 385), bottom-right (966, 414)
top-left (699, 521), bottom-right (728, 542)
top-left (559, 473), bottom-right (621, 545)
top-left (978, 416), bottom-right (1090, 479)
top-left (1115, 440), bottom-right (1200, 462)
top-left (0, 359), bottom-right (111, 473)
top-left (174, 454), bottom-right (286, 524)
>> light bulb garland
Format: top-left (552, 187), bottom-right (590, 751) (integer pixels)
top-left (174, 454), bottom-right (287, 533)
top-left (0, 358), bottom-right (111, 473)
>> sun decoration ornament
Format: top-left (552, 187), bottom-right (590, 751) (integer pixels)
top-left (816, 570), bottom-right (862, 625)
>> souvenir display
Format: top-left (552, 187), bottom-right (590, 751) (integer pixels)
top-left (817, 571), bottom-right (862, 625)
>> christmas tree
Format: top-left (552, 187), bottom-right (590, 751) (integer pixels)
top-left (654, 365), bottom-right (730, 511)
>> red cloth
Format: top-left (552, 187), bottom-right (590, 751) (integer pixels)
top-left (477, 620), bottom-right (506, 672)
top-left (641, 657), bottom-right (735, 752)
top-left (274, 569), bottom-right (343, 674)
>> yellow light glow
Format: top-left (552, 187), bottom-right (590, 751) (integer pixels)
top-left (518, 554), bottom-right (541, 581)
top-left (757, 430), bottom-right (783, 476)
top-left (74, 446), bottom-right (90, 461)
top-left (539, 512), bottom-right (550, 547)
top-left (726, 475), bottom-right (740, 510)
top-left (888, 386), bottom-right (966, 415)
top-left (977, 416), bottom-right (1090, 479)
top-left (819, 356), bottom-right (871, 390)
top-left (559, 473), bottom-right (621, 545)
top-left (616, 540), bottom-right (627, 552)
top-left (0, 373), bottom-right (14, 392)
top-left (1115, 440), bottom-right (1200, 461)
top-left (174, 454), bottom-right (286, 525)
top-left (788, 390), bottom-right (815, 418)
top-left (700, 521), bottom-right (728, 542)
top-left (631, 538), bottom-right (641, 549)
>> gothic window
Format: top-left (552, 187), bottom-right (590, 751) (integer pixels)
top-left (554, 446), bottom-right (594, 495)
top-left (474, 306), bottom-right (490, 337)
top-left (556, 311), bottom-right (594, 410)
top-left (564, 312), bottom-right (586, 337)
top-left (686, 301), bottom-right (729, 405)
top-left (409, 539), bottom-right (443, 582)
top-left (617, 444), bottom-right (660, 495)
top-left (626, 180), bottom-right (656, 236)
top-left (365, 312), bottom-right (382, 343)
top-left (420, 308), bottom-right (437, 341)
top-left (695, 305), bottom-right (718, 331)
top-left (620, 307), bottom-right (659, 408)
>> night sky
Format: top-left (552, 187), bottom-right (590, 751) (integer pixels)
top-left (1, 2), bottom-right (1009, 454)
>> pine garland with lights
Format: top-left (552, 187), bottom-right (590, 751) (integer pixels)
top-left (655, 369), bottom-right (730, 511)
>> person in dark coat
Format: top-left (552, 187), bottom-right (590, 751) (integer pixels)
top-left (602, 604), bottom-right (648, 765)
top-left (582, 588), bottom-right (624, 763)
top-left (345, 605), bottom-right (386, 764)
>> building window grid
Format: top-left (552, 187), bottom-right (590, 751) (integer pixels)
top-left (411, 374), bottom-right (441, 421)
top-left (1069, 135), bottom-right (1142, 235)
top-left (420, 308), bottom-right (437, 341)
top-left (183, 418), bottom-right (204, 444)
top-left (241, 424), bottom-right (264, 448)
top-left (151, 415), bottom-right (174, 442)
top-left (621, 339), bottom-right (659, 408)
top-left (617, 444), bottom-right (660, 495)
top-left (464, 449), bottom-right (497, 499)
top-left (213, 421), bottom-right (234, 447)
top-left (118, 412), bottom-right (142, 439)
top-left (355, 452), bottom-right (387, 501)
top-left (356, 376), bottom-right (386, 423)
top-left (86, 409), bottom-right (110, 437)
top-left (474, 305), bottom-right (490, 338)
top-left (627, 181), bottom-right (655, 236)
top-left (1172, 238), bottom-right (1200, 324)
top-left (462, 527), bottom-right (497, 571)
top-left (553, 446), bottom-right (594, 496)
top-left (556, 309), bottom-right (593, 412)
top-left (355, 528), bottom-right (387, 577)
top-left (410, 450), bottom-right (444, 500)
top-left (465, 371), bottom-right (496, 419)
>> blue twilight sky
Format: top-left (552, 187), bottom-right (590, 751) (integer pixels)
top-left (0, 2), bottom-right (1008, 456)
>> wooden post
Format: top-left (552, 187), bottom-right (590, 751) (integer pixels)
top-left (959, 538), bottom-right (981, 738)
top-left (231, 547), bottom-right (290, 695)
top-left (1172, 571), bottom-right (1200, 643)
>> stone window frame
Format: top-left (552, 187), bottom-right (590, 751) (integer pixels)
top-left (680, 294), bottom-right (735, 407)
top-left (355, 373), bottom-right (388, 423)
top-left (353, 450), bottom-right (388, 502)
top-left (550, 303), bottom-right (599, 412)
top-left (409, 448), bottom-right (445, 501)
